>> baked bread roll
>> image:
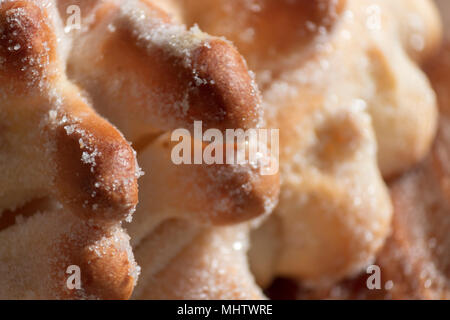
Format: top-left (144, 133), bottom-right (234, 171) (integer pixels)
top-left (170, 0), bottom-right (441, 287)
top-left (1, 0), bottom-right (443, 300)
top-left (65, 0), bottom-right (280, 299)
top-left (0, 0), bottom-right (140, 299)
top-left (294, 42), bottom-right (450, 300)
top-left (375, 42), bottom-right (450, 300)
top-left (177, 0), bottom-right (441, 178)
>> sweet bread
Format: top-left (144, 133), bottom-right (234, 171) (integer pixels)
top-left (293, 41), bottom-right (450, 300)
top-left (176, 0), bottom-right (441, 178)
top-left (374, 42), bottom-right (450, 300)
top-left (171, 0), bottom-right (441, 288)
top-left (64, 0), bottom-right (280, 299)
top-left (0, 0), bottom-right (280, 299)
top-left (1, 0), bottom-right (446, 300)
top-left (0, 0), bottom-right (140, 299)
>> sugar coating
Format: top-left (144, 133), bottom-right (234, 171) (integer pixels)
top-left (176, 0), bottom-right (440, 288)
top-left (0, 0), bottom-right (140, 299)
top-left (0, 202), bottom-right (140, 299)
top-left (121, 1), bottom-right (208, 63)
top-left (0, 0), bottom-right (278, 300)
top-left (132, 221), bottom-right (264, 299)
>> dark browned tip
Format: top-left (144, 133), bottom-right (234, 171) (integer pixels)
top-left (0, 1), bottom-right (56, 84)
top-left (186, 38), bottom-right (262, 131)
top-left (76, 239), bottom-right (136, 300)
top-left (211, 164), bottom-right (280, 226)
top-left (57, 227), bottom-right (136, 300)
top-left (52, 99), bottom-right (139, 224)
top-left (151, 135), bottom-right (280, 226)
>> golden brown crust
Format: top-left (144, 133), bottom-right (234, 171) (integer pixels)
top-left (289, 43), bottom-right (450, 301)
top-left (132, 220), bottom-right (264, 300)
top-left (0, 1), bottom-right (57, 89)
top-left (376, 167), bottom-right (450, 300)
top-left (188, 40), bottom-right (262, 131)
top-left (179, 0), bottom-right (346, 74)
top-left (63, 0), bottom-right (280, 299)
top-left (373, 43), bottom-right (450, 300)
top-left (176, 0), bottom-right (441, 288)
top-left (126, 134), bottom-right (280, 258)
top-left (57, 226), bottom-right (136, 300)
top-left (52, 94), bottom-right (138, 223)
top-left (67, 1), bottom-right (262, 142)
top-left (0, 0), bottom-right (140, 299)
